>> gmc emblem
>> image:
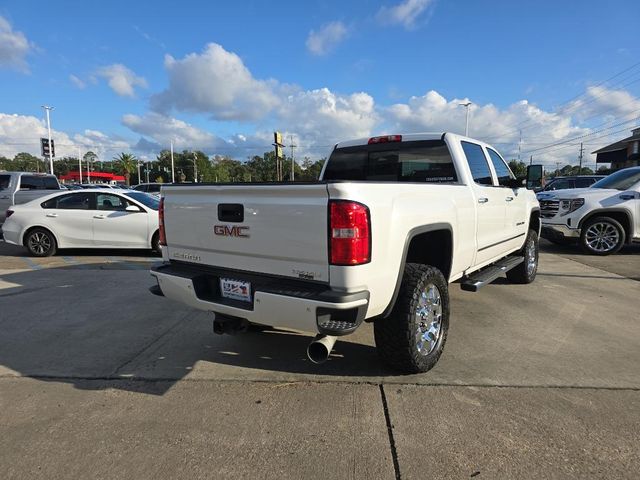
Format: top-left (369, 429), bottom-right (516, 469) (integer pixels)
top-left (214, 225), bottom-right (250, 238)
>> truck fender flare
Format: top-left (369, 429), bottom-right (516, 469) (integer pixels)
top-left (577, 208), bottom-right (633, 231)
top-left (375, 223), bottom-right (454, 320)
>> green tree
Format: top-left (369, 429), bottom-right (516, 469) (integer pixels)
top-left (508, 160), bottom-right (528, 178)
top-left (113, 152), bottom-right (138, 186)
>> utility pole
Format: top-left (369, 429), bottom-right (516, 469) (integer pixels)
top-left (193, 152), bottom-right (198, 183)
top-left (137, 159), bottom-right (141, 185)
top-left (555, 161), bottom-right (561, 176)
top-left (78, 147), bottom-right (83, 184)
top-left (146, 162), bottom-right (150, 183)
top-left (518, 130), bottom-right (522, 162)
top-left (458, 102), bottom-right (472, 136)
top-left (529, 155), bottom-right (533, 166)
top-left (578, 142), bottom-right (584, 174)
top-left (289, 135), bottom-right (296, 181)
top-left (170, 140), bottom-right (175, 183)
top-left (41, 105), bottom-right (54, 175)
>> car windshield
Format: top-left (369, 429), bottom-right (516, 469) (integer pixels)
top-left (0, 174), bottom-right (10, 190)
top-left (126, 191), bottom-right (160, 210)
top-left (591, 169), bottom-right (640, 191)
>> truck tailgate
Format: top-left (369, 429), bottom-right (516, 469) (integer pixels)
top-left (163, 184), bottom-right (330, 282)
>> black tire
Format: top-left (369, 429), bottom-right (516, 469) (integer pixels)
top-left (151, 231), bottom-right (161, 255)
top-left (24, 227), bottom-right (57, 257)
top-left (506, 229), bottom-right (539, 284)
top-left (374, 263), bottom-right (449, 374)
top-left (580, 216), bottom-right (625, 256)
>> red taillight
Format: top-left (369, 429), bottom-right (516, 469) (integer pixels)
top-left (368, 135), bottom-right (402, 144)
top-left (329, 201), bottom-right (370, 265)
top-left (158, 198), bottom-right (166, 246)
top-left (5, 209), bottom-right (14, 218)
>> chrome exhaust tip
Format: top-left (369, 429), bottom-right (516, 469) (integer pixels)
top-left (307, 334), bottom-right (337, 364)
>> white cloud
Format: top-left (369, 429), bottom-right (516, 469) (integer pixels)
top-left (121, 112), bottom-right (227, 151)
top-left (563, 85), bottom-right (640, 122)
top-left (376, 0), bottom-right (436, 30)
top-left (0, 113), bottom-right (131, 160)
top-left (151, 43), bottom-right (280, 121)
top-left (385, 90), bottom-right (595, 166)
top-left (95, 64), bottom-right (148, 97)
top-left (306, 21), bottom-right (349, 56)
top-left (0, 16), bottom-right (33, 72)
top-left (278, 88), bottom-right (378, 156)
top-left (69, 74), bottom-right (86, 89)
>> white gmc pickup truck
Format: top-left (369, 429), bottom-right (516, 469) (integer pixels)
top-left (539, 166), bottom-right (640, 255)
top-left (150, 133), bottom-right (541, 373)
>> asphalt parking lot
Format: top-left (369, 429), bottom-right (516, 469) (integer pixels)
top-left (1, 239), bottom-right (639, 479)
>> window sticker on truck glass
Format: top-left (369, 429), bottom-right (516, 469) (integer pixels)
top-left (220, 278), bottom-right (252, 302)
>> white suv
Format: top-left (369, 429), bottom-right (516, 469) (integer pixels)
top-left (540, 167), bottom-right (640, 255)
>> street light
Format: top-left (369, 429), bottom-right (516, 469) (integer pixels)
top-left (193, 152), bottom-right (198, 183)
top-left (458, 102), bottom-right (472, 137)
top-left (41, 105), bottom-right (54, 174)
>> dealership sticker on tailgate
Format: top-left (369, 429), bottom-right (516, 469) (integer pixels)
top-left (220, 278), bottom-right (252, 302)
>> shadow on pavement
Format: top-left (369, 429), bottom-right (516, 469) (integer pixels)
top-left (0, 260), bottom-right (390, 398)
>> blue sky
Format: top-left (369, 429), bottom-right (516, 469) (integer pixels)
top-left (1, 0), bottom-right (639, 166)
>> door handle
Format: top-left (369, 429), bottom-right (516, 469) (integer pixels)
top-left (505, 196), bottom-right (514, 202)
top-left (46, 213), bottom-right (58, 218)
top-left (478, 197), bottom-right (489, 204)
top-left (93, 214), bottom-right (105, 219)
top-left (619, 194), bottom-right (636, 200)
top-left (0, 195), bottom-right (9, 200)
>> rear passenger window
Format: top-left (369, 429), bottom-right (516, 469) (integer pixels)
top-left (487, 148), bottom-right (515, 187)
top-left (19, 176), bottom-right (43, 190)
top-left (461, 142), bottom-right (493, 186)
top-left (42, 193), bottom-right (92, 210)
top-left (0, 174), bottom-right (10, 189)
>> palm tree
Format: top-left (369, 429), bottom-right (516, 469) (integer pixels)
top-left (113, 152), bottom-right (138, 186)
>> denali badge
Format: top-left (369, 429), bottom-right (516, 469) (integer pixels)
top-left (214, 225), bottom-right (250, 238)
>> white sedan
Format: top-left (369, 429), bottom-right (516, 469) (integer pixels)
top-left (2, 189), bottom-right (160, 257)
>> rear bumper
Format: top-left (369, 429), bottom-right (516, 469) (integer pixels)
top-left (0, 220), bottom-right (20, 245)
top-left (150, 262), bottom-right (369, 336)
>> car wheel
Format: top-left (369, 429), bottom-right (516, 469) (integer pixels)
top-left (506, 229), bottom-right (539, 284)
top-left (151, 231), bottom-right (161, 255)
top-left (374, 263), bottom-right (449, 374)
top-left (25, 228), bottom-right (57, 257)
top-left (580, 216), bottom-right (625, 256)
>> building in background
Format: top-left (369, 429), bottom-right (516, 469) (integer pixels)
top-left (593, 127), bottom-right (640, 171)
top-left (59, 171), bottom-right (125, 185)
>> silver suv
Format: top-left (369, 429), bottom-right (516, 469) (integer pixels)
top-left (0, 172), bottom-right (61, 225)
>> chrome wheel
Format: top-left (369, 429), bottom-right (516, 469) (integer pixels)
top-left (584, 222), bottom-right (620, 253)
top-left (415, 283), bottom-right (443, 356)
top-left (28, 232), bottom-right (51, 255)
top-left (526, 237), bottom-right (537, 276)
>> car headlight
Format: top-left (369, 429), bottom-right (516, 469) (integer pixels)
top-left (559, 198), bottom-right (585, 216)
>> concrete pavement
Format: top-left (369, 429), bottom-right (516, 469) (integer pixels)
top-left (1, 240), bottom-right (639, 478)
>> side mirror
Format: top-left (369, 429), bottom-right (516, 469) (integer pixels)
top-left (526, 165), bottom-right (544, 190)
top-left (125, 205), bottom-right (142, 213)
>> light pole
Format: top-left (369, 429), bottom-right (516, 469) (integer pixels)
top-left (170, 140), bottom-right (175, 183)
top-left (458, 102), bottom-right (472, 136)
top-left (193, 152), bottom-right (198, 183)
top-left (41, 105), bottom-right (54, 174)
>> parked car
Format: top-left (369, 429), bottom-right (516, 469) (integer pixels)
top-left (540, 166), bottom-right (640, 254)
top-left (0, 172), bottom-right (61, 225)
top-left (150, 132), bottom-right (541, 374)
top-left (132, 183), bottom-right (162, 196)
top-left (535, 175), bottom-right (605, 195)
top-left (2, 189), bottom-right (160, 256)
